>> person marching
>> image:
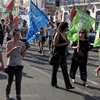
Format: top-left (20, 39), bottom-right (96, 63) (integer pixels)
top-left (0, 49), bottom-right (4, 71)
top-left (47, 23), bottom-right (55, 53)
top-left (5, 18), bottom-right (16, 41)
top-left (94, 32), bottom-right (100, 77)
top-left (5, 29), bottom-right (26, 100)
top-left (69, 29), bottom-right (93, 87)
top-left (51, 22), bottom-right (74, 90)
top-left (19, 20), bottom-right (29, 49)
top-left (0, 19), bottom-right (6, 47)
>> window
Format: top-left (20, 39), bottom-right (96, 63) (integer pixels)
top-left (56, 0), bottom-right (59, 7)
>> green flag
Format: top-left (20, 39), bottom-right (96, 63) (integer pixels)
top-left (93, 24), bottom-right (100, 47)
top-left (66, 9), bottom-right (96, 42)
top-left (0, 20), bottom-right (1, 24)
top-left (2, 0), bottom-right (15, 14)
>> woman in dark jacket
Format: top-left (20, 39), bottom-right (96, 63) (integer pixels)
top-left (69, 29), bottom-right (93, 87)
top-left (51, 22), bottom-right (74, 90)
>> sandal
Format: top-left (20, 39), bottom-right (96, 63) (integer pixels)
top-left (72, 79), bottom-right (76, 83)
top-left (83, 83), bottom-right (88, 87)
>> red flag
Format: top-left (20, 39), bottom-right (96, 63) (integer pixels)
top-left (9, 13), bottom-right (13, 19)
top-left (70, 5), bottom-right (75, 21)
top-left (59, 13), bottom-right (62, 19)
top-left (58, 13), bottom-right (63, 22)
top-left (13, 16), bottom-right (20, 27)
top-left (36, 0), bottom-right (38, 7)
top-left (13, 14), bottom-right (22, 27)
top-left (3, 0), bottom-right (15, 14)
top-left (83, 8), bottom-right (86, 13)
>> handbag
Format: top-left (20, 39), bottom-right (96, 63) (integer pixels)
top-left (49, 52), bottom-right (59, 66)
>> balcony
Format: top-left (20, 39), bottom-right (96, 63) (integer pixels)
top-left (61, 0), bottom-right (100, 6)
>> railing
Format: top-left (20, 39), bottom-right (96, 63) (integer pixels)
top-left (61, 0), bottom-right (100, 6)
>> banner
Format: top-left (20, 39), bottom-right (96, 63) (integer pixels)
top-left (19, 6), bottom-right (29, 27)
top-left (93, 23), bottom-right (100, 47)
top-left (66, 9), bottom-right (96, 42)
top-left (27, 1), bottom-right (49, 42)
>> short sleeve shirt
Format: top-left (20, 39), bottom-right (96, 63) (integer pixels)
top-left (5, 24), bottom-right (16, 38)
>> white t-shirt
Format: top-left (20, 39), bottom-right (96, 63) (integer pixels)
top-left (47, 27), bottom-right (54, 40)
top-left (43, 24), bottom-right (47, 36)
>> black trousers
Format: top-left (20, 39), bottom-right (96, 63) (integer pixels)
top-left (51, 56), bottom-right (72, 89)
top-left (6, 66), bottom-right (22, 98)
top-left (0, 35), bottom-right (4, 46)
top-left (70, 57), bottom-right (87, 82)
top-left (7, 37), bottom-right (11, 41)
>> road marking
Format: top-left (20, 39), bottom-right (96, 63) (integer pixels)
top-left (26, 53), bottom-right (100, 86)
top-left (23, 61), bottom-right (100, 100)
top-left (76, 75), bottom-right (100, 86)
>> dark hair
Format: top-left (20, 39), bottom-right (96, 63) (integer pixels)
top-left (23, 20), bottom-right (27, 27)
top-left (1, 19), bottom-right (4, 22)
top-left (23, 20), bottom-right (26, 23)
top-left (57, 22), bottom-right (60, 27)
top-left (12, 29), bottom-right (20, 36)
top-left (58, 22), bottom-right (68, 32)
top-left (79, 29), bottom-right (88, 39)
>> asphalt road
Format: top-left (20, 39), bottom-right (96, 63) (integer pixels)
top-left (0, 40), bottom-right (100, 100)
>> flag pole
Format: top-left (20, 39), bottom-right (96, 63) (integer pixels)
top-left (49, 20), bottom-right (68, 42)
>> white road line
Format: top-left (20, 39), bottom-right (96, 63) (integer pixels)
top-left (76, 75), bottom-right (100, 86)
top-left (26, 53), bottom-right (100, 86)
top-left (23, 61), bottom-right (100, 100)
top-left (26, 53), bottom-right (49, 64)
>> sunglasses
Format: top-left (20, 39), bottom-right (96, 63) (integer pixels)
top-left (79, 31), bottom-right (85, 34)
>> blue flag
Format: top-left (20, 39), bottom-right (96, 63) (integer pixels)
top-left (27, 1), bottom-right (49, 42)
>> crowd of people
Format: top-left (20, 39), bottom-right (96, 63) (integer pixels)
top-left (0, 17), bottom-right (100, 100)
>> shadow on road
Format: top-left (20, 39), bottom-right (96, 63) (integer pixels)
top-left (0, 73), bottom-right (7, 79)
top-left (9, 98), bottom-right (15, 100)
top-left (22, 72), bottom-right (33, 79)
top-left (55, 86), bottom-right (97, 100)
top-left (74, 82), bottom-right (100, 91)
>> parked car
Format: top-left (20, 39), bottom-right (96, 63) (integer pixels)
top-left (88, 33), bottom-right (96, 44)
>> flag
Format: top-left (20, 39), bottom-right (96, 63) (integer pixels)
top-left (36, 0), bottom-right (38, 7)
top-left (58, 13), bottom-right (62, 22)
top-left (13, 14), bottom-right (22, 27)
top-left (27, 1), bottom-right (49, 42)
top-left (83, 7), bottom-right (86, 13)
top-left (3, 0), bottom-right (15, 14)
top-left (9, 13), bottom-right (13, 19)
top-left (70, 5), bottom-right (76, 21)
top-left (93, 23), bottom-right (100, 47)
top-left (66, 9), bottom-right (96, 42)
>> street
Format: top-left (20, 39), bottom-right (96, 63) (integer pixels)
top-left (0, 39), bottom-right (100, 100)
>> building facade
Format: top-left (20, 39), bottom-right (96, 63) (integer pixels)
top-left (55, 0), bottom-right (100, 30)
